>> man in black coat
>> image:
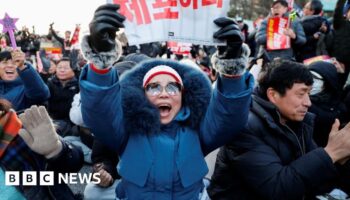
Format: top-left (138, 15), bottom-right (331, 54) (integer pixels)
top-left (208, 60), bottom-right (350, 200)
top-left (296, 0), bottom-right (329, 62)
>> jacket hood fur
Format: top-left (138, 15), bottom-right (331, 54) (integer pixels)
top-left (119, 59), bottom-right (212, 134)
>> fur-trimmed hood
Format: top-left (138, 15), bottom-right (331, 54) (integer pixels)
top-left (119, 59), bottom-right (212, 135)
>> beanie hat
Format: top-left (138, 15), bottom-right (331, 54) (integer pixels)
top-left (308, 61), bottom-right (339, 91)
top-left (143, 65), bottom-right (183, 87)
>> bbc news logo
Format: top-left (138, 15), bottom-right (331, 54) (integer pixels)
top-left (5, 171), bottom-right (101, 186)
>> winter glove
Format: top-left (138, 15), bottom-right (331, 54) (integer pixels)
top-left (212, 17), bottom-right (250, 76)
top-left (18, 106), bottom-right (62, 159)
top-left (213, 17), bottom-right (243, 59)
top-left (88, 4), bottom-right (125, 53)
top-left (69, 49), bottom-right (79, 71)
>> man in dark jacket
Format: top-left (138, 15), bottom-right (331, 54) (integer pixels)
top-left (296, 0), bottom-right (329, 62)
top-left (47, 57), bottom-right (79, 136)
top-left (208, 60), bottom-right (350, 200)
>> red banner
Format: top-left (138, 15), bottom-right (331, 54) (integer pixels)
top-left (167, 41), bottom-right (192, 55)
top-left (266, 17), bottom-right (291, 50)
top-left (70, 25), bottom-right (80, 46)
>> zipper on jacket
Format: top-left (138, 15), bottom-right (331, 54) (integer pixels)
top-left (276, 111), bottom-right (306, 155)
top-left (282, 123), bottom-right (306, 155)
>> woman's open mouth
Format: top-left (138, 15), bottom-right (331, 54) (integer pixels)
top-left (158, 104), bottom-right (172, 117)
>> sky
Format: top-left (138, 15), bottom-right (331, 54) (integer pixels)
top-left (0, 0), bottom-right (108, 36)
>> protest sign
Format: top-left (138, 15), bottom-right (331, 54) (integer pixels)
top-left (266, 17), bottom-right (291, 50)
top-left (108, 0), bottom-right (229, 45)
top-left (167, 41), bottom-right (192, 55)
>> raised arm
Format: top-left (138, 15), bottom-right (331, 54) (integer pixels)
top-left (12, 49), bottom-right (50, 104)
top-left (79, 4), bottom-right (127, 152)
top-left (200, 17), bottom-right (254, 154)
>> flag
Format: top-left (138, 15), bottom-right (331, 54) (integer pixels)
top-left (70, 25), bottom-right (80, 46)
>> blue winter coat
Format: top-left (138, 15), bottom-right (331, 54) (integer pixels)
top-left (80, 59), bottom-right (253, 200)
top-left (0, 63), bottom-right (50, 111)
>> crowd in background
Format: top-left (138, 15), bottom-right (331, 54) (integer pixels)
top-left (1, 0), bottom-right (350, 199)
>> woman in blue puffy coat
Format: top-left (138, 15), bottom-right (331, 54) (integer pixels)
top-left (80, 4), bottom-right (254, 200)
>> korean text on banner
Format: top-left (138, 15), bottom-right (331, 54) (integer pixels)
top-left (266, 17), bottom-right (291, 51)
top-left (108, 0), bottom-right (230, 46)
top-left (167, 41), bottom-right (192, 56)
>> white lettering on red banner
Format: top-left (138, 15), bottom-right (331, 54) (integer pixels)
top-left (108, 0), bottom-right (229, 45)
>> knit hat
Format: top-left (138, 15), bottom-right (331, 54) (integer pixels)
top-left (272, 0), bottom-right (288, 7)
top-left (142, 65), bottom-right (183, 87)
top-left (308, 61), bottom-right (339, 91)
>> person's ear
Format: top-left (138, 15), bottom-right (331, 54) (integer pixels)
top-left (267, 88), bottom-right (279, 104)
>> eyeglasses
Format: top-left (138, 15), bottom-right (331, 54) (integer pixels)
top-left (144, 82), bottom-right (182, 97)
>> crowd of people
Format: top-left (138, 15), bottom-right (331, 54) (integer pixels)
top-left (1, 0), bottom-right (350, 199)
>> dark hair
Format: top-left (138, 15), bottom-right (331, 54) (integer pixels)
top-left (257, 60), bottom-right (313, 99)
top-left (56, 57), bottom-right (70, 64)
top-left (0, 51), bottom-right (12, 62)
top-left (310, 0), bottom-right (323, 15)
top-left (272, 0), bottom-right (289, 7)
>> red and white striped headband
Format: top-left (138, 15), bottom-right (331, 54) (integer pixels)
top-left (143, 65), bottom-right (183, 87)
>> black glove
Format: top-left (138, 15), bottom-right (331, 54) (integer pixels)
top-left (69, 49), bottom-right (79, 71)
top-left (213, 17), bottom-right (243, 59)
top-left (88, 4), bottom-right (125, 53)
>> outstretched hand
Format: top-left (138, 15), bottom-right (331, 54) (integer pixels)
top-left (89, 4), bottom-right (126, 53)
top-left (213, 17), bottom-right (244, 59)
top-left (19, 106), bottom-right (62, 159)
top-left (325, 119), bottom-right (350, 163)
